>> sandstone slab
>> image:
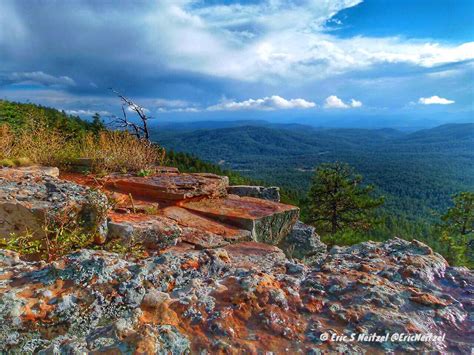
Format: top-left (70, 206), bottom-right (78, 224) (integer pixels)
top-left (107, 213), bottom-right (181, 250)
top-left (107, 209), bottom-right (248, 250)
top-left (162, 206), bottom-right (251, 244)
top-left (178, 195), bottom-right (299, 245)
top-left (104, 172), bottom-right (229, 201)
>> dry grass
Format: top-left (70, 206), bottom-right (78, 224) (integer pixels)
top-left (0, 123), bottom-right (165, 173)
top-left (0, 125), bottom-right (15, 159)
top-left (76, 131), bottom-right (165, 173)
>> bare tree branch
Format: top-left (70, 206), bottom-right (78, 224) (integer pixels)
top-left (109, 88), bottom-right (151, 140)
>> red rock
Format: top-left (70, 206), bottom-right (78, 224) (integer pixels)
top-left (104, 172), bottom-right (229, 201)
top-left (410, 293), bottom-right (450, 307)
top-left (178, 195), bottom-right (299, 245)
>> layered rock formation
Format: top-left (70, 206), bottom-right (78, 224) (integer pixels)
top-left (0, 166), bottom-right (472, 353)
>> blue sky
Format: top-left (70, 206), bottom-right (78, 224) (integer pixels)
top-left (0, 0), bottom-right (472, 127)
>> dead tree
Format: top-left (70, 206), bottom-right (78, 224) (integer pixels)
top-left (110, 89), bottom-right (151, 140)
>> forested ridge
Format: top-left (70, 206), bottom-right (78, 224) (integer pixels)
top-left (153, 123), bottom-right (474, 221)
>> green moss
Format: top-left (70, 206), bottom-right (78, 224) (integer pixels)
top-left (0, 158), bottom-right (15, 167)
top-left (13, 157), bottom-right (32, 167)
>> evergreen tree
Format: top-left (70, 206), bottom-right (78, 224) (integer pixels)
top-left (440, 192), bottom-right (474, 267)
top-left (307, 162), bottom-right (384, 235)
top-left (91, 113), bottom-right (105, 134)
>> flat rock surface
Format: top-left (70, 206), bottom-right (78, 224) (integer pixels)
top-left (0, 238), bottom-right (472, 353)
top-left (179, 195), bottom-right (299, 244)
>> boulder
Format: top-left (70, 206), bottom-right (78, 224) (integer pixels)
top-left (227, 185), bottom-right (280, 202)
top-left (0, 168), bottom-right (108, 240)
top-left (278, 221), bottom-right (327, 262)
top-left (178, 195), bottom-right (299, 245)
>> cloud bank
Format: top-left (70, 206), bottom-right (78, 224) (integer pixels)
top-left (208, 96), bottom-right (316, 111)
top-left (324, 95), bottom-right (362, 109)
top-left (418, 96), bottom-right (455, 105)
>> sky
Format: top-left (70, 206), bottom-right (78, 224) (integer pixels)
top-left (0, 0), bottom-right (473, 127)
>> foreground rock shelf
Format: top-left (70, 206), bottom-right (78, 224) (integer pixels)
top-left (0, 238), bottom-right (472, 353)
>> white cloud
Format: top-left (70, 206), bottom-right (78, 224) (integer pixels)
top-left (145, 0), bottom-right (474, 82)
top-left (418, 95), bottom-right (455, 105)
top-left (207, 95), bottom-right (316, 111)
top-left (6, 71), bottom-right (76, 87)
top-left (324, 95), bottom-right (362, 109)
top-left (350, 99), bottom-right (362, 108)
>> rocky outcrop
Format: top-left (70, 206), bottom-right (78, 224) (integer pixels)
top-left (2, 166), bottom-right (471, 353)
top-left (0, 167), bottom-right (108, 240)
top-left (227, 185), bottom-right (280, 202)
top-left (278, 220), bottom-right (327, 262)
top-left (0, 238), bottom-right (472, 353)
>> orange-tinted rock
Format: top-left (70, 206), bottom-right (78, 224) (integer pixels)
top-left (162, 206), bottom-right (251, 243)
top-left (178, 195), bottom-right (299, 245)
top-left (104, 173), bottom-right (229, 201)
top-left (107, 212), bottom-right (181, 250)
top-left (410, 293), bottom-right (450, 307)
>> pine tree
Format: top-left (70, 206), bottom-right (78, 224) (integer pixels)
top-left (307, 162), bottom-right (384, 235)
top-left (440, 192), bottom-right (473, 267)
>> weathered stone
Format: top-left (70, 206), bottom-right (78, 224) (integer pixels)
top-left (104, 172), bottom-right (229, 200)
top-left (0, 170), bottom-right (108, 240)
top-left (227, 185), bottom-right (280, 202)
top-left (178, 195), bottom-right (299, 245)
top-left (278, 221), bottom-right (327, 262)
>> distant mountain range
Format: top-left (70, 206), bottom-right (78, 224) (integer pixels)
top-left (152, 122), bottom-right (474, 221)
